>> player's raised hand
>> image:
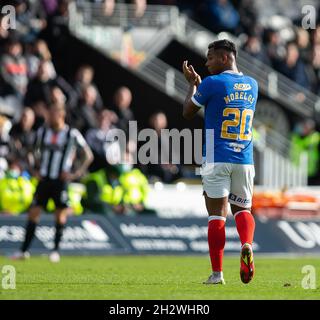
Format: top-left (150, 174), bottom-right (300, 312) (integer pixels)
top-left (182, 60), bottom-right (195, 83)
top-left (190, 65), bottom-right (202, 87)
top-left (182, 60), bottom-right (201, 86)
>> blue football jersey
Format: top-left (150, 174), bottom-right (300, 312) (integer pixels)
top-left (191, 71), bottom-right (258, 164)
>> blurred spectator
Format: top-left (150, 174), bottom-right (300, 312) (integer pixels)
top-left (9, 107), bottom-right (36, 169)
top-left (119, 168), bottom-right (150, 212)
top-left (295, 27), bottom-right (311, 64)
top-left (311, 24), bottom-right (320, 46)
top-left (0, 38), bottom-right (28, 98)
top-left (133, 0), bottom-right (147, 18)
top-left (49, 85), bottom-right (67, 106)
top-left (276, 41), bottom-right (310, 90)
top-left (12, 0), bottom-right (47, 43)
top-left (176, 0), bottom-right (197, 18)
top-left (85, 109), bottom-right (119, 171)
top-left (0, 15), bottom-right (10, 55)
top-left (82, 164), bottom-right (150, 215)
top-left (24, 60), bottom-right (77, 108)
top-left (24, 60), bottom-right (54, 105)
top-left (0, 115), bottom-right (12, 177)
top-left (101, 0), bottom-right (147, 18)
top-left (290, 119), bottom-right (320, 185)
top-left (139, 111), bottom-right (181, 183)
top-left (73, 64), bottom-right (103, 111)
top-left (198, 0), bottom-right (240, 34)
top-left (25, 39), bottom-right (56, 80)
top-left (311, 44), bottom-right (320, 94)
top-left (242, 33), bottom-right (271, 65)
top-left (41, 0), bottom-right (59, 16)
top-left (42, 0), bottom-right (71, 68)
top-left (236, 0), bottom-right (258, 35)
top-left (0, 159), bottom-right (35, 215)
top-left (35, 39), bottom-right (53, 61)
top-left (31, 100), bottom-right (49, 130)
top-left (48, 0), bottom-right (70, 28)
top-left (103, 0), bottom-right (116, 16)
top-left (264, 28), bottom-right (286, 70)
top-left (0, 95), bottom-right (23, 122)
top-left (112, 86), bottom-right (135, 135)
top-left (71, 84), bottom-right (101, 134)
top-left (81, 167), bottom-right (119, 214)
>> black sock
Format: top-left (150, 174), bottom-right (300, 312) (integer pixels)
top-left (21, 220), bottom-right (37, 253)
top-left (54, 223), bottom-right (65, 251)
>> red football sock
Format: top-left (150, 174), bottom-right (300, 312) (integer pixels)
top-left (234, 210), bottom-right (255, 246)
top-left (208, 217), bottom-right (226, 272)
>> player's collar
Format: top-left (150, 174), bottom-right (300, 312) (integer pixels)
top-left (222, 70), bottom-right (243, 75)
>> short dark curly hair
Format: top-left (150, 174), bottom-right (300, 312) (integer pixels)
top-left (208, 39), bottom-right (237, 57)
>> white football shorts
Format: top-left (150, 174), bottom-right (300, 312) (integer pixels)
top-left (201, 162), bottom-right (255, 208)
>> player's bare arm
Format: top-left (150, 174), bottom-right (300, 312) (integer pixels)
top-left (28, 129), bottom-right (43, 180)
top-left (182, 60), bottom-right (202, 120)
top-left (60, 144), bottom-right (93, 182)
top-left (74, 144), bottom-right (94, 179)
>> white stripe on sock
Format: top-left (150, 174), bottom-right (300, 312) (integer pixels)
top-left (233, 210), bottom-right (251, 219)
top-left (208, 215), bottom-right (226, 222)
top-left (213, 271), bottom-right (224, 278)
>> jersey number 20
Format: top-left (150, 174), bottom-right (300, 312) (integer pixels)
top-left (221, 108), bottom-right (254, 141)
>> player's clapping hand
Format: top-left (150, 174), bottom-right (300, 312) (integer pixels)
top-left (182, 60), bottom-right (201, 86)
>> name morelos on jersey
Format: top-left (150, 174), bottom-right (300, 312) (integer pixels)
top-left (191, 71), bottom-right (258, 165)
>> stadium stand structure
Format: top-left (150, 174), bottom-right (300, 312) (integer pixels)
top-left (70, 1), bottom-right (320, 121)
top-left (68, 1), bottom-right (309, 189)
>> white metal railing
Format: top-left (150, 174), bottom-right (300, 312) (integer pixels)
top-left (139, 56), bottom-right (188, 101)
top-left (253, 118), bottom-right (290, 156)
top-left (137, 25), bottom-right (174, 57)
top-left (69, 1), bottom-right (178, 59)
top-left (74, 0), bottom-right (180, 29)
top-left (261, 147), bottom-right (308, 188)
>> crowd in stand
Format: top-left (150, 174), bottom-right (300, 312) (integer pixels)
top-left (148, 0), bottom-right (320, 95)
top-left (1, 0), bottom-right (320, 217)
top-left (80, 0), bottom-right (320, 96)
top-left (87, 0), bottom-right (320, 184)
top-left (151, 0), bottom-right (320, 184)
top-left (0, 0), bottom-right (165, 215)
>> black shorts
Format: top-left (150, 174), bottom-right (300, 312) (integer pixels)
top-left (32, 179), bottom-right (70, 209)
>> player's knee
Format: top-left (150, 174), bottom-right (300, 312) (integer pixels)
top-left (28, 206), bottom-right (42, 222)
top-left (231, 204), bottom-right (252, 216)
top-left (55, 215), bottom-right (67, 225)
top-left (55, 209), bottom-right (68, 225)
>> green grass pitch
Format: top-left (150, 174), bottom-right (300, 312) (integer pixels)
top-left (1, 255), bottom-right (320, 300)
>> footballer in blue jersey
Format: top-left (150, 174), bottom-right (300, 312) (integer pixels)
top-left (182, 39), bottom-right (257, 285)
top-left (192, 71), bottom-right (258, 165)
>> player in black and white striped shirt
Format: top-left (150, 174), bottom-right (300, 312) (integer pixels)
top-left (14, 103), bottom-right (93, 262)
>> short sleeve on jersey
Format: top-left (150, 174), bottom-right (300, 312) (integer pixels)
top-left (71, 128), bottom-right (87, 148)
top-left (191, 77), bottom-right (215, 108)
